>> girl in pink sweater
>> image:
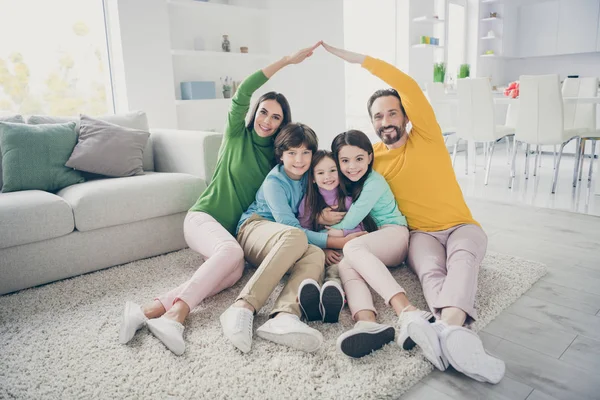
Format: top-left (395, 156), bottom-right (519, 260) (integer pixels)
top-left (296, 150), bottom-right (376, 323)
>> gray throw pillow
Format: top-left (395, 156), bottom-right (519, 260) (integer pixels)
top-left (65, 114), bottom-right (150, 177)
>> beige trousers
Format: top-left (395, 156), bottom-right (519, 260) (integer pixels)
top-left (236, 215), bottom-right (325, 317)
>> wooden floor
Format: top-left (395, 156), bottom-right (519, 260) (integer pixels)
top-left (400, 198), bottom-right (600, 399)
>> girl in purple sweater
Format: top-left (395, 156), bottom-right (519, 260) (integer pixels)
top-left (297, 150), bottom-right (376, 323)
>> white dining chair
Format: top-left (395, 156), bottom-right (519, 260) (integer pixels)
top-left (511, 74), bottom-right (586, 193)
top-left (426, 82), bottom-right (457, 145)
top-left (454, 78), bottom-right (515, 185)
top-left (562, 77), bottom-right (599, 186)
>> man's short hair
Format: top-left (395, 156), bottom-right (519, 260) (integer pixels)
top-left (367, 88), bottom-right (406, 119)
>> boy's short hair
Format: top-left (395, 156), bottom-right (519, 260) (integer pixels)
top-left (274, 123), bottom-right (319, 164)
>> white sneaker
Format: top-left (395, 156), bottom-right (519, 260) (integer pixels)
top-left (220, 306), bottom-right (254, 353)
top-left (336, 321), bottom-right (395, 358)
top-left (256, 313), bottom-right (323, 352)
top-left (440, 325), bottom-right (505, 384)
top-left (146, 316), bottom-right (185, 356)
top-left (404, 317), bottom-right (449, 371)
top-left (320, 281), bottom-right (345, 323)
top-left (118, 301), bottom-right (148, 344)
top-left (396, 309), bottom-right (435, 350)
top-left (298, 279), bottom-right (322, 322)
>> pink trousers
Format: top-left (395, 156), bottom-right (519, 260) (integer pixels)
top-left (407, 224), bottom-right (487, 321)
top-left (338, 225), bottom-right (410, 319)
top-left (156, 212), bottom-right (245, 311)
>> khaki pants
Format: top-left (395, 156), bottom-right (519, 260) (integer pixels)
top-left (236, 215), bottom-right (325, 317)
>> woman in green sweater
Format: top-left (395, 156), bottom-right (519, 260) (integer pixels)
top-left (118, 42), bottom-right (321, 355)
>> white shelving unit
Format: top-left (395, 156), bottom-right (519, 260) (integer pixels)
top-left (412, 16), bottom-right (445, 24)
top-left (167, 0), bottom-right (273, 131)
top-left (478, 1), bottom-right (504, 59)
top-left (412, 43), bottom-right (445, 49)
top-left (171, 49), bottom-right (272, 60)
top-left (407, 0), bottom-right (447, 87)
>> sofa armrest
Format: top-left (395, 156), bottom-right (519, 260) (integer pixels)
top-left (150, 129), bottom-right (223, 183)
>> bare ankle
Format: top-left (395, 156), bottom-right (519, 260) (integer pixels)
top-left (164, 300), bottom-right (190, 324)
top-left (389, 293), bottom-right (414, 316)
top-left (441, 307), bottom-right (467, 326)
top-left (143, 300), bottom-right (166, 319)
top-left (355, 310), bottom-right (377, 322)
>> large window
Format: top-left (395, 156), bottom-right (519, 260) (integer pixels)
top-left (446, 0), bottom-right (467, 84)
top-left (0, 0), bottom-right (113, 116)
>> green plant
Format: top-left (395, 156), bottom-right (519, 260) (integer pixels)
top-left (433, 62), bottom-right (446, 83)
top-left (458, 63), bottom-right (470, 79)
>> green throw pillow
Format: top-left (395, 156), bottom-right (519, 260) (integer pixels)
top-left (0, 121), bottom-right (85, 193)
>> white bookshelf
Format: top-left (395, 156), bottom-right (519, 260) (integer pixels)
top-left (478, 1), bottom-right (504, 59)
top-left (171, 49), bottom-right (272, 60)
top-left (412, 16), bottom-right (445, 24)
top-left (412, 44), bottom-right (445, 49)
top-left (167, 0), bottom-right (273, 130)
top-left (407, 0), bottom-right (447, 87)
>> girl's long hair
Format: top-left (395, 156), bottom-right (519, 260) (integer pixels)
top-left (305, 150), bottom-right (349, 232)
top-left (331, 130), bottom-right (378, 233)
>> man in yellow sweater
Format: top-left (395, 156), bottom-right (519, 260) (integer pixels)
top-left (321, 42), bottom-right (504, 384)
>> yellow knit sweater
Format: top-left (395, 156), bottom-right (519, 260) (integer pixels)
top-left (363, 56), bottom-right (478, 232)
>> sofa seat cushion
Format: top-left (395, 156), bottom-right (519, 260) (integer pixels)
top-left (57, 172), bottom-right (206, 232)
top-left (0, 190), bottom-right (74, 249)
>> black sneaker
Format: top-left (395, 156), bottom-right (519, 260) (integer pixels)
top-left (336, 321), bottom-right (396, 358)
top-left (320, 281), bottom-right (345, 323)
top-left (298, 279), bottom-right (322, 321)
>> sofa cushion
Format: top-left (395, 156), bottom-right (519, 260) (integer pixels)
top-left (57, 172), bottom-right (206, 232)
top-left (0, 121), bottom-right (85, 193)
top-left (27, 111), bottom-right (154, 172)
top-left (65, 115), bottom-right (150, 177)
top-left (0, 114), bottom-right (25, 190)
top-left (0, 190), bottom-right (74, 249)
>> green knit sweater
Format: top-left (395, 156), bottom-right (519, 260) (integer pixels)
top-left (189, 70), bottom-right (276, 235)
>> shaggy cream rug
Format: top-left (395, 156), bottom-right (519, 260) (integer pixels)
top-left (0, 249), bottom-right (546, 399)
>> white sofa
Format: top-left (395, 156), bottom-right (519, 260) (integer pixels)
top-left (0, 115), bottom-right (224, 295)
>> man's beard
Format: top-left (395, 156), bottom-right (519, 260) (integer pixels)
top-left (377, 125), bottom-right (404, 145)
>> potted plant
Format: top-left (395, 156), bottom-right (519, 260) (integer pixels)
top-left (458, 64), bottom-right (470, 79)
top-left (433, 62), bottom-right (446, 83)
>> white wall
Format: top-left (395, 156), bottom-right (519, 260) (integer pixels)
top-left (266, 0), bottom-right (346, 150)
top-left (504, 53), bottom-right (600, 82)
top-left (106, 0), bottom-right (177, 129)
top-left (343, 0), bottom-right (398, 142)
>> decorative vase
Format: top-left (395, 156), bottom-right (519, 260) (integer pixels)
top-left (240, 46), bottom-right (248, 53)
top-left (223, 89), bottom-right (232, 98)
top-left (221, 35), bottom-right (231, 52)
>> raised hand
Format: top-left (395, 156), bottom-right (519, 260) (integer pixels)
top-left (262, 41), bottom-right (322, 78)
top-left (321, 42), bottom-right (366, 64)
top-left (285, 41), bottom-right (323, 65)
